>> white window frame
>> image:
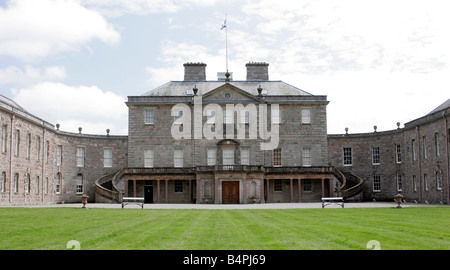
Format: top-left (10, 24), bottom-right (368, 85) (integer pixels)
top-left (301, 108), bottom-right (311, 124)
top-left (222, 149), bottom-right (234, 165)
top-left (302, 148), bottom-right (311, 167)
top-left (144, 149), bottom-right (154, 168)
top-left (343, 147), bottom-right (352, 166)
top-left (76, 174), bottom-right (83, 194)
top-left (240, 110), bottom-right (249, 124)
top-left (103, 148), bottom-right (113, 168)
top-left (76, 147), bottom-right (85, 167)
top-left (1, 125), bottom-right (7, 153)
top-left (0, 171), bottom-right (5, 193)
top-left (145, 109), bottom-right (154, 125)
top-left (372, 146), bottom-right (380, 165)
top-left (207, 148), bottom-right (216, 166)
top-left (174, 149), bottom-right (183, 168)
top-left (373, 172), bottom-right (381, 192)
top-left (240, 148), bottom-right (250, 165)
top-left (271, 108), bottom-right (281, 124)
top-left (56, 145), bottom-right (62, 166)
top-left (224, 110), bottom-right (233, 124)
top-left (395, 144), bottom-right (402, 164)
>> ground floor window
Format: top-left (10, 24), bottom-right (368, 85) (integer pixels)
top-left (373, 172), bottom-right (381, 192)
top-left (303, 179), bottom-right (312, 192)
top-left (274, 180), bottom-right (282, 191)
top-left (76, 174), bottom-right (83, 194)
top-left (175, 180), bottom-right (183, 193)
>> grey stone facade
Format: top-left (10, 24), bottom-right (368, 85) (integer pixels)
top-left (328, 103), bottom-right (450, 204)
top-left (1, 62), bottom-right (448, 206)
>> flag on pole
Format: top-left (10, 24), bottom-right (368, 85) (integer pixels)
top-left (220, 19), bottom-right (227, 30)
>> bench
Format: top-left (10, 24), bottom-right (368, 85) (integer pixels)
top-left (122, 197), bottom-right (145, 209)
top-left (321, 197), bottom-right (344, 208)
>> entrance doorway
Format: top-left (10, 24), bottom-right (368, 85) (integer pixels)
top-left (222, 181), bottom-right (239, 204)
top-left (144, 186), bottom-right (153, 203)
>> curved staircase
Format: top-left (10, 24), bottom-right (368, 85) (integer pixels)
top-left (94, 166), bottom-right (364, 203)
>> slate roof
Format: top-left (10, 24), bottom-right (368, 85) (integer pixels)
top-left (428, 98), bottom-right (450, 115)
top-left (141, 81), bottom-right (313, 97)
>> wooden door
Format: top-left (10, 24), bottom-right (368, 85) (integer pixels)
top-left (222, 181), bottom-right (239, 204)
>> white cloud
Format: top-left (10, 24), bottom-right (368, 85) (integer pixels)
top-left (80, 0), bottom-right (222, 17)
top-left (0, 65), bottom-right (66, 87)
top-left (0, 0), bottom-right (120, 61)
top-left (12, 82), bottom-right (128, 135)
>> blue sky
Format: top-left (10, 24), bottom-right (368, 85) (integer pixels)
top-left (1, 0), bottom-right (449, 135)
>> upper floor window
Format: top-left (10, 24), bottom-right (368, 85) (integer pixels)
top-left (372, 147), bottom-right (380, 165)
top-left (174, 149), bottom-right (183, 167)
top-left (104, 148), bottom-right (113, 167)
top-left (395, 144), bottom-right (402, 163)
top-left (14, 129), bottom-right (20, 156)
top-left (144, 149), bottom-right (154, 168)
top-left (145, 109), bottom-right (154, 124)
top-left (301, 108), bottom-right (311, 124)
top-left (271, 109), bottom-right (281, 124)
top-left (302, 148), bottom-right (311, 167)
top-left (223, 148), bottom-right (234, 165)
top-left (56, 145), bottom-right (62, 166)
top-left (224, 110), bottom-right (233, 124)
top-left (241, 148), bottom-right (250, 165)
top-left (26, 133), bottom-right (31, 159)
top-left (422, 136), bottom-right (427, 159)
top-left (435, 133), bottom-right (440, 157)
top-left (207, 148), bottom-right (216, 166)
top-left (76, 147), bottom-right (85, 167)
top-left (343, 147), bottom-right (352, 166)
top-left (411, 139), bottom-right (416, 161)
top-left (1, 125), bottom-right (7, 153)
top-left (273, 148), bottom-right (282, 167)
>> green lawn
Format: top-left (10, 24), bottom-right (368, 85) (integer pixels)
top-left (0, 207), bottom-right (448, 250)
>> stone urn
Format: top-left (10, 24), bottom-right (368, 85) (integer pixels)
top-left (395, 194), bottom-right (403, 208)
top-left (81, 194), bottom-right (89, 209)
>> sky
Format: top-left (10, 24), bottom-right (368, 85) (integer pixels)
top-left (0, 0), bottom-right (449, 136)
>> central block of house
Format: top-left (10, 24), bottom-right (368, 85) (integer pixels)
top-left (122, 62), bottom-right (336, 204)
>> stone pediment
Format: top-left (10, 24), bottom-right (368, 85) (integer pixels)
top-left (201, 83), bottom-right (263, 103)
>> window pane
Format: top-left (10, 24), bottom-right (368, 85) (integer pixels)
top-left (301, 109), bottom-right (311, 124)
top-left (223, 149), bottom-right (234, 165)
top-left (207, 148), bottom-right (216, 166)
top-left (144, 149), bottom-right (154, 168)
top-left (273, 148), bottom-right (281, 166)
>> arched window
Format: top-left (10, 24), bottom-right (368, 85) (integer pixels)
top-left (76, 174), bottom-right (83, 194)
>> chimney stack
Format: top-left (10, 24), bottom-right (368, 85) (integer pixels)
top-left (246, 62), bottom-right (269, 81)
top-left (184, 62), bottom-right (207, 81)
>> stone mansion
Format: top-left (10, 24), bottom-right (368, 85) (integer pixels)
top-left (1, 62), bottom-right (449, 205)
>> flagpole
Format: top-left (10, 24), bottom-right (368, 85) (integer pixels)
top-left (225, 13), bottom-right (228, 72)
